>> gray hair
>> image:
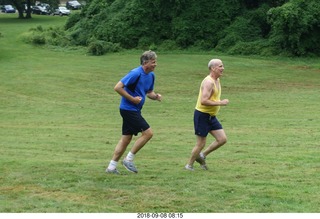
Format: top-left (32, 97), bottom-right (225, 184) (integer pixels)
top-left (208, 59), bottom-right (221, 69)
top-left (140, 50), bottom-right (157, 65)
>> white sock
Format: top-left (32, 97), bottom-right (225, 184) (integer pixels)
top-left (126, 151), bottom-right (135, 161)
top-left (107, 160), bottom-right (118, 170)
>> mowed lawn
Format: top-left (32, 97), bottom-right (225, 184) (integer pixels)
top-left (0, 14), bottom-right (320, 213)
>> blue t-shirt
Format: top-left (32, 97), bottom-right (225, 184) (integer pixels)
top-left (119, 66), bottom-right (155, 111)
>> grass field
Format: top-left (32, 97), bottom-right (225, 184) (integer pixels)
top-left (1, 14), bottom-right (320, 213)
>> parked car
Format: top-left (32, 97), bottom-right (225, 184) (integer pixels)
top-left (66, 1), bottom-right (81, 10)
top-left (1, 5), bottom-right (16, 13)
top-left (52, 7), bottom-right (70, 16)
top-left (37, 3), bottom-right (52, 13)
top-left (32, 6), bottom-right (50, 15)
top-left (37, 3), bottom-right (50, 8)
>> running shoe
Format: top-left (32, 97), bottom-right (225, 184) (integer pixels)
top-left (122, 159), bottom-right (138, 173)
top-left (196, 152), bottom-right (208, 170)
top-left (184, 164), bottom-right (194, 171)
top-left (106, 168), bottom-right (120, 174)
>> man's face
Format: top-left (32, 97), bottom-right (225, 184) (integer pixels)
top-left (144, 59), bottom-right (157, 73)
top-left (213, 61), bottom-right (224, 76)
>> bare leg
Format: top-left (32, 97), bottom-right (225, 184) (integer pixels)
top-left (203, 129), bottom-right (227, 157)
top-left (111, 135), bottom-right (133, 161)
top-left (131, 127), bottom-right (153, 154)
top-left (121, 128), bottom-right (153, 173)
top-left (187, 135), bottom-right (206, 166)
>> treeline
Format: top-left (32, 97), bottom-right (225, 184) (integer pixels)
top-left (26, 0), bottom-right (320, 56)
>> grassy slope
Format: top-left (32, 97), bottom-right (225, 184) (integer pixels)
top-left (0, 14), bottom-right (319, 213)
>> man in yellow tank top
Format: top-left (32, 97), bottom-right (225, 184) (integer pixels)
top-left (185, 59), bottom-right (229, 171)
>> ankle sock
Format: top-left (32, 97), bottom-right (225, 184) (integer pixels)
top-left (108, 160), bottom-right (118, 170)
top-left (126, 151), bottom-right (135, 161)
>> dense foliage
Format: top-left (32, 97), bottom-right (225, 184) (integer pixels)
top-left (24, 0), bottom-right (320, 56)
top-left (267, 0), bottom-right (320, 56)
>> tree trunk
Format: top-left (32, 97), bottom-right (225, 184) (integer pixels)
top-left (25, 0), bottom-right (32, 19)
top-left (11, 0), bottom-right (33, 19)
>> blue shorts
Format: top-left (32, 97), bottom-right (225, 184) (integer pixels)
top-left (194, 110), bottom-right (223, 137)
top-left (120, 109), bottom-right (150, 136)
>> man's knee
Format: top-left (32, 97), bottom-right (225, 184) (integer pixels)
top-left (143, 128), bottom-right (153, 140)
top-left (218, 136), bottom-right (227, 145)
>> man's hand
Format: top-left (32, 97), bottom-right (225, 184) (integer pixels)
top-left (220, 99), bottom-right (229, 106)
top-left (132, 96), bottom-right (142, 104)
top-left (155, 93), bottom-right (162, 101)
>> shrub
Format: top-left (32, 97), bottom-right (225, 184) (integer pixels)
top-left (20, 26), bottom-right (46, 45)
top-left (215, 33), bottom-right (242, 52)
top-left (87, 39), bottom-right (122, 55)
top-left (104, 41), bottom-right (122, 53)
top-left (65, 12), bottom-right (81, 30)
top-left (31, 34), bottom-right (46, 45)
top-left (148, 43), bottom-right (157, 51)
top-left (158, 40), bottom-right (180, 51)
top-left (88, 39), bottom-right (105, 55)
top-left (138, 37), bottom-right (154, 50)
top-left (267, 0), bottom-right (320, 56)
top-left (46, 27), bottom-right (70, 47)
top-left (227, 39), bottom-right (275, 56)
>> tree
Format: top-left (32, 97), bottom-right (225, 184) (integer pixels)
top-left (65, 0), bottom-right (243, 50)
top-left (25, 0), bottom-right (320, 56)
top-left (267, 0), bottom-right (320, 55)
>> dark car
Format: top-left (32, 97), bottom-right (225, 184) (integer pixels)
top-left (32, 6), bottom-right (49, 15)
top-left (1, 5), bottom-right (16, 13)
top-left (52, 7), bottom-right (70, 16)
top-left (66, 1), bottom-right (81, 10)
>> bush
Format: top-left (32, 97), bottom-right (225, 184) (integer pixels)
top-left (267, 0), bottom-right (320, 56)
top-left (87, 40), bottom-right (105, 55)
top-left (148, 43), bottom-right (157, 51)
top-left (104, 41), bottom-right (122, 53)
top-left (215, 33), bottom-right (241, 52)
top-left (138, 37), bottom-right (154, 50)
top-left (69, 27), bottom-right (90, 46)
top-left (158, 40), bottom-right (180, 51)
top-left (87, 39), bottom-right (122, 55)
top-left (227, 39), bottom-right (276, 56)
top-left (46, 27), bottom-right (70, 47)
top-left (65, 12), bottom-right (81, 30)
top-left (31, 34), bottom-right (46, 45)
top-left (20, 26), bottom-right (46, 45)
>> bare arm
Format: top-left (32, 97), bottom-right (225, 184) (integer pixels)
top-left (147, 91), bottom-right (162, 101)
top-left (114, 81), bottom-right (142, 105)
top-left (200, 79), bottom-right (229, 106)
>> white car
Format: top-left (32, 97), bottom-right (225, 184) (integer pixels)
top-left (52, 7), bottom-right (71, 16)
top-left (66, 1), bottom-right (82, 10)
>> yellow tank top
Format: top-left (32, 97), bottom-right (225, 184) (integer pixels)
top-left (195, 75), bottom-right (221, 116)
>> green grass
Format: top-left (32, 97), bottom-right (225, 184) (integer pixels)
top-left (1, 14), bottom-right (320, 213)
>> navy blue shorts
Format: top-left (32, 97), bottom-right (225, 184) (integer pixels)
top-left (120, 109), bottom-right (150, 136)
top-left (194, 110), bottom-right (223, 137)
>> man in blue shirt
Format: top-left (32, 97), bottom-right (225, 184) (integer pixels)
top-left (106, 50), bottom-right (162, 174)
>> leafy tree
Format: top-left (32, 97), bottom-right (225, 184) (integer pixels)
top-left (23, 0), bottom-right (320, 56)
top-left (65, 0), bottom-right (244, 50)
top-left (267, 0), bottom-right (320, 55)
